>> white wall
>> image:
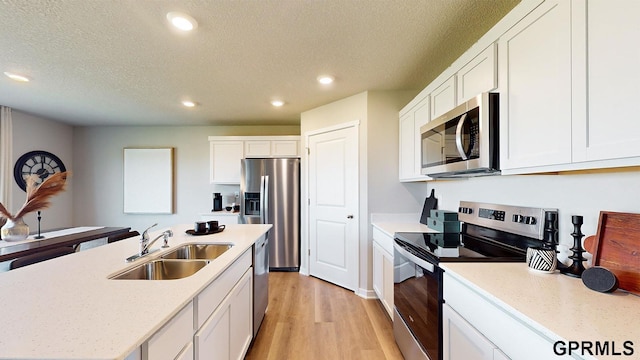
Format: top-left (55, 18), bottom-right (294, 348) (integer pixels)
top-left (407, 167), bottom-right (640, 263)
top-left (10, 110), bottom-right (74, 231)
top-left (72, 125), bottom-right (299, 233)
top-left (300, 90), bottom-right (417, 294)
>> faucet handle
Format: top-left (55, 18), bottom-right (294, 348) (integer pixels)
top-left (141, 223), bottom-right (158, 241)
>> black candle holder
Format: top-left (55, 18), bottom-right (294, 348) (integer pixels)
top-left (560, 215), bottom-right (586, 277)
top-left (34, 211), bottom-right (45, 239)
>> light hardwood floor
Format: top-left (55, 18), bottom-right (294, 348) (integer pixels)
top-left (245, 272), bottom-right (404, 360)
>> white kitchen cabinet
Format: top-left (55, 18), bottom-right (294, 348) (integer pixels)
top-left (244, 137), bottom-right (300, 158)
top-left (210, 140), bottom-right (244, 184)
top-left (145, 301), bottom-right (194, 360)
top-left (399, 96), bottom-right (430, 182)
top-left (372, 227), bottom-right (394, 318)
top-left (195, 268), bottom-right (253, 360)
top-left (443, 304), bottom-right (505, 360)
top-left (176, 342), bottom-right (194, 360)
top-left (498, 0), bottom-right (573, 171)
top-left (430, 75), bottom-right (456, 120)
top-left (573, 0), bottom-right (640, 163)
top-left (457, 43), bottom-right (497, 104)
top-left (443, 271), bottom-right (571, 359)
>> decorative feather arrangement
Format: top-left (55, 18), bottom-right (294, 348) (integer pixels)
top-left (0, 171), bottom-right (69, 221)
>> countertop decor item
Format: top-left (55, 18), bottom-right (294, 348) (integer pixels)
top-left (0, 172), bottom-right (69, 241)
top-left (560, 215), bottom-right (586, 278)
top-left (584, 211), bottom-right (640, 295)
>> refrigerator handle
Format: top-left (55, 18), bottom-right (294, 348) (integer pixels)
top-left (260, 175), bottom-right (270, 224)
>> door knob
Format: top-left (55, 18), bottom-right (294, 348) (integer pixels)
top-left (347, 215), bottom-right (354, 219)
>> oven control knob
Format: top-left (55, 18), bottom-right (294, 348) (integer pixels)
top-left (524, 216), bottom-right (537, 225)
top-left (512, 214), bottom-right (524, 223)
top-left (459, 207), bottom-right (473, 214)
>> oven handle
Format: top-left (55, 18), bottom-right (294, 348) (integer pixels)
top-left (455, 113), bottom-right (469, 160)
top-left (393, 241), bottom-right (435, 273)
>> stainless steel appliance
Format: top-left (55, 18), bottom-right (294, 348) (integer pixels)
top-left (253, 233), bottom-right (268, 337)
top-left (420, 93), bottom-right (499, 178)
top-left (393, 201), bottom-right (558, 360)
top-left (240, 158), bottom-right (300, 271)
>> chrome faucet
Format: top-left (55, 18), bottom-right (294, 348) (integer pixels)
top-left (126, 224), bottom-right (172, 262)
top-left (141, 229), bottom-right (173, 255)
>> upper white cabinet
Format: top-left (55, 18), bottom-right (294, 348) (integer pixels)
top-left (457, 43), bottom-right (497, 104)
top-left (399, 95), bottom-right (430, 182)
top-left (209, 136), bottom-right (300, 184)
top-left (210, 140), bottom-right (244, 184)
top-left (574, 0), bottom-right (640, 162)
top-left (498, 0), bottom-right (573, 171)
top-left (244, 137), bottom-right (300, 158)
top-left (431, 76), bottom-right (456, 120)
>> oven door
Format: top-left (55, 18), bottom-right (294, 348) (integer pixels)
top-left (393, 241), bottom-right (442, 360)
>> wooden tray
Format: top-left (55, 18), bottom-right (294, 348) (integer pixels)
top-left (584, 211), bottom-right (640, 295)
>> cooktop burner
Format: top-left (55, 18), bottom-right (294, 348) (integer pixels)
top-left (394, 201), bottom-right (559, 264)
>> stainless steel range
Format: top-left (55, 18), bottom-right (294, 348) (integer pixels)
top-left (393, 201), bottom-right (558, 360)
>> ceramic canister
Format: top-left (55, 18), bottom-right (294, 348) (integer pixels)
top-left (526, 247), bottom-right (557, 273)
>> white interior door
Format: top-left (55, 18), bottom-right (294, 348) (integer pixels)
top-left (308, 124), bottom-right (358, 291)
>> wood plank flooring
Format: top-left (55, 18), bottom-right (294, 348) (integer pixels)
top-left (245, 272), bottom-right (404, 360)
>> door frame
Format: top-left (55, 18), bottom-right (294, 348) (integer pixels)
top-left (300, 120), bottom-right (360, 283)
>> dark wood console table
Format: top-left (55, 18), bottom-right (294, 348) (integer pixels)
top-left (0, 227), bottom-right (131, 263)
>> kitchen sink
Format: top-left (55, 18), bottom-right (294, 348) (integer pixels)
top-left (110, 259), bottom-right (209, 280)
top-left (160, 243), bottom-right (233, 260)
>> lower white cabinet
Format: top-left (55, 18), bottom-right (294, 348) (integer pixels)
top-left (443, 304), bottom-right (508, 360)
top-left (176, 342), bottom-right (194, 360)
top-left (195, 268), bottom-right (253, 360)
top-left (372, 242), bottom-right (394, 318)
top-left (145, 302), bottom-right (194, 360)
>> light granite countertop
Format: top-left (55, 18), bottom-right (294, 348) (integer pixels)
top-left (441, 262), bottom-right (640, 360)
top-left (0, 223), bottom-right (271, 360)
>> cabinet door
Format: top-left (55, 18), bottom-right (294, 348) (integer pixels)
top-left (271, 140), bottom-right (299, 156)
top-left (457, 43), bottom-right (497, 104)
top-left (210, 141), bottom-right (243, 184)
top-left (372, 242), bottom-right (384, 301)
top-left (576, 0), bottom-right (640, 162)
top-left (381, 248), bottom-right (394, 318)
top-left (146, 302), bottom-right (194, 360)
top-left (443, 304), bottom-right (496, 360)
top-left (244, 141), bottom-right (271, 157)
top-left (229, 269), bottom-right (253, 360)
top-left (175, 342), bottom-right (194, 360)
top-left (431, 75), bottom-right (456, 120)
top-left (399, 112), bottom-right (416, 181)
top-left (498, 0), bottom-right (572, 170)
top-left (195, 301), bottom-right (231, 360)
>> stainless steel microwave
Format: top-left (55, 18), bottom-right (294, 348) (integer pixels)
top-left (420, 92), bottom-right (499, 178)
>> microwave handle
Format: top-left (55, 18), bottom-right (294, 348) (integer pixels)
top-left (455, 113), bottom-right (469, 160)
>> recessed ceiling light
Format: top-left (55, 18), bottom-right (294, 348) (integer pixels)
top-left (182, 100), bottom-right (197, 107)
top-left (271, 100), bottom-right (285, 107)
top-left (167, 12), bottom-right (198, 32)
top-left (4, 72), bottom-right (30, 82)
top-left (317, 75), bottom-right (335, 85)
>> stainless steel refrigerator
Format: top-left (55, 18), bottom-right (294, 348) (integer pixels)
top-left (239, 158), bottom-right (300, 271)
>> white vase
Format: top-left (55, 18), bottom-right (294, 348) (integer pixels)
top-left (1, 217), bottom-right (30, 242)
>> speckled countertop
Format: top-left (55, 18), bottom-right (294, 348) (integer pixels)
top-left (0, 223), bottom-right (271, 360)
top-left (441, 263), bottom-right (640, 359)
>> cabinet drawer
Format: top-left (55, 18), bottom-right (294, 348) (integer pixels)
top-left (196, 250), bottom-right (252, 328)
top-left (145, 301), bottom-right (194, 360)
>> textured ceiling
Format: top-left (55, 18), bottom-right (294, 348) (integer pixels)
top-left (0, 0), bottom-right (519, 126)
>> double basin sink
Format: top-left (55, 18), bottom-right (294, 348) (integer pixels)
top-left (111, 243), bottom-right (232, 280)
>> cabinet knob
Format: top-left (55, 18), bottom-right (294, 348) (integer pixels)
top-left (347, 215), bottom-right (354, 219)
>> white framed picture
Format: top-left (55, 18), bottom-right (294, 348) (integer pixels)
top-left (123, 147), bottom-right (174, 214)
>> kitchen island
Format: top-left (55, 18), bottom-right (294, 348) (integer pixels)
top-left (0, 223), bottom-right (271, 360)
